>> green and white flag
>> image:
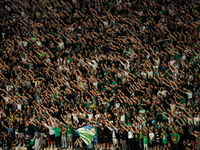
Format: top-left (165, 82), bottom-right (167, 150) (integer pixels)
top-left (75, 126), bottom-right (98, 149)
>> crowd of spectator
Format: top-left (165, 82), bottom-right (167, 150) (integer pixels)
top-left (0, 0), bottom-right (200, 150)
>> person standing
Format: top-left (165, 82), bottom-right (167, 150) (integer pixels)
top-left (28, 135), bottom-right (34, 150)
top-left (38, 136), bottom-right (46, 150)
top-left (62, 119), bottom-right (74, 150)
top-left (51, 118), bottom-right (61, 148)
top-left (171, 129), bottom-right (180, 150)
top-left (122, 125), bottom-right (134, 150)
top-left (32, 134), bottom-right (40, 150)
top-left (107, 123), bottom-right (119, 148)
top-left (142, 133), bottom-right (149, 150)
top-left (149, 129), bottom-right (155, 148)
top-left (42, 120), bottom-right (56, 148)
top-left (135, 129), bottom-right (140, 150)
top-left (161, 130), bottom-right (168, 147)
top-left (61, 125), bottom-right (67, 148)
top-left (18, 120), bottom-right (25, 147)
top-left (119, 128), bottom-right (127, 150)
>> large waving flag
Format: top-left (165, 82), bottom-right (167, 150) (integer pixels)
top-left (75, 126), bottom-right (98, 149)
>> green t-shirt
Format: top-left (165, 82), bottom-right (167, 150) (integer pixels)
top-left (54, 93), bottom-right (58, 99)
top-left (100, 88), bottom-right (107, 93)
top-left (180, 98), bottom-right (186, 104)
top-left (175, 53), bottom-right (181, 59)
top-left (161, 9), bottom-right (167, 15)
top-left (86, 101), bottom-right (91, 108)
top-left (53, 127), bottom-right (60, 137)
top-left (32, 37), bottom-right (37, 41)
top-left (171, 133), bottom-right (180, 143)
top-left (20, 52), bottom-right (24, 58)
top-left (162, 133), bottom-right (168, 144)
top-left (122, 77), bottom-right (126, 85)
top-left (126, 123), bottom-right (132, 127)
top-left (142, 135), bottom-right (148, 144)
top-left (111, 81), bottom-right (117, 86)
top-left (67, 58), bottom-right (73, 64)
top-left (63, 124), bottom-right (73, 135)
top-left (139, 109), bottom-right (146, 114)
top-left (39, 53), bottom-right (45, 58)
top-left (165, 71), bottom-right (172, 78)
top-left (104, 70), bottom-right (108, 76)
top-left (30, 138), bottom-right (35, 145)
top-left (162, 111), bottom-right (167, 120)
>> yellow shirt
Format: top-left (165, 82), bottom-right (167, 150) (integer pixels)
top-left (32, 81), bottom-right (41, 87)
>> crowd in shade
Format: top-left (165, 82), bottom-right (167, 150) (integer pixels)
top-left (1, 0), bottom-right (200, 150)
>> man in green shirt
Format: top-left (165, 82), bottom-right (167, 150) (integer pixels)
top-left (63, 121), bottom-right (73, 149)
top-left (28, 135), bottom-right (34, 150)
top-left (161, 130), bottom-right (168, 145)
top-left (142, 133), bottom-right (148, 150)
top-left (51, 119), bottom-right (61, 148)
top-left (139, 107), bottom-right (146, 116)
top-left (171, 129), bottom-right (180, 150)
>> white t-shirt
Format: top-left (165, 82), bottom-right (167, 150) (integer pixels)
top-left (88, 60), bottom-right (98, 70)
top-left (141, 71), bottom-right (147, 78)
top-left (120, 114), bottom-right (125, 122)
top-left (114, 103), bottom-right (120, 109)
top-left (95, 114), bottom-right (100, 120)
top-left (72, 113), bottom-right (78, 122)
top-left (22, 56), bottom-right (27, 63)
top-left (93, 82), bottom-right (98, 89)
top-left (187, 92), bottom-right (193, 99)
top-left (59, 42), bottom-right (65, 50)
top-left (103, 21), bottom-right (108, 28)
top-left (168, 117), bottom-right (174, 124)
top-left (157, 91), bottom-right (162, 96)
top-left (57, 58), bottom-right (63, 66)
top-left (170, 104), bottom-right (176, 112)
top-left (162, 90), bottom-right (167, 95)
top-left (128, 131), bottom-right (134, 139)
top-left (117, 72), bottom-right (123, 78)
top-left (147, 71), bottom-right (153, 78)
top-left (194, 117), bottom-right (199, 126)
top-left (181, 54), bottom-right (187, 61)
top-left (149, 132), bottom-right (155, 141)
top-left (36, 41), bottom-right (42, 46)
top-left (153, 65), bottom-right (159, 71)
top-left (17, 104), bottom-right (22, 111)
top-left (4, 97), bottom-right (9, 102)
top-left (88, 113), bottom-right (93, 121)
top-left (22, 41), bottom-right (28, 47)
top-left (18, 41), bottom-right (23, 47)
top-left (170, 60), bottom-right (175, 65)
top-left (6, 85), bottom-right (13, 91)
